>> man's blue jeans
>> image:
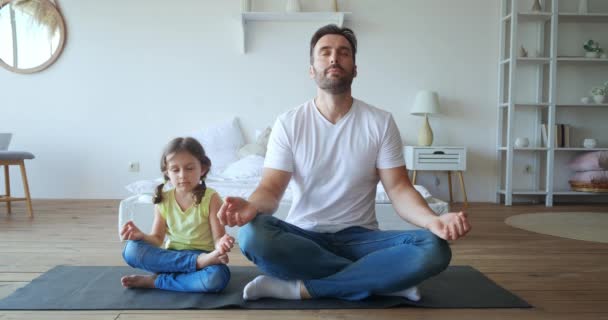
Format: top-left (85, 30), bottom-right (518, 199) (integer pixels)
top-left (122, 240), bottom-right (230, 293)
top-left (238, 214), bottom-right (451, 300)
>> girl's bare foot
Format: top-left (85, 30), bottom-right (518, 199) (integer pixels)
top-left (121, 275), bottom-right (157, 289)
top-left (196, 250), bottom-right (229, 269)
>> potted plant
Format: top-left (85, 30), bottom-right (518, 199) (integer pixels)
top-left (591, 86), bottom-right (606, 104)
top-left (583, 40), bottom-right (603, 58)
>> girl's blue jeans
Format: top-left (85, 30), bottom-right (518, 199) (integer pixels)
top-left (122, 240), bottom-right (230, 293)
top-left (238, 214), bottom-right (451, 300)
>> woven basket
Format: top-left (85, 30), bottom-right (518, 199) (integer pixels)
top-left (569, 181), bottom-right (608, 193)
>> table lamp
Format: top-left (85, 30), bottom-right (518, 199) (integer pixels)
top-left (410, 91), bottom-right (440, 146)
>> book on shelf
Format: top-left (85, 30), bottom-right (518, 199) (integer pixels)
top-left (541, 123), bottom-right (571, 148)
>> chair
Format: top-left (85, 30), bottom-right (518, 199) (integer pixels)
top-left (0, 151), bottom-right (35, 217)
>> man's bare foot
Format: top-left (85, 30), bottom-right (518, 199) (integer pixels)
top-left (121, 275), bottom-right (157, 289)
top-left (196, 250), bottom-right (229, 269)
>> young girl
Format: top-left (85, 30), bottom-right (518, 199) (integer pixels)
top-left (120, 137), bottom-right (235, 293)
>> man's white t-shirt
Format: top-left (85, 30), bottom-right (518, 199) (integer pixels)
top-left (264, 98), bottom-right (405, 233)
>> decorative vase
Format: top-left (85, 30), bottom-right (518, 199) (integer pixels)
top-left (285, 0), bottom-right (301, 12)
top-left (585, 51), bottom-right (599, 58)
top-left (581, 97), bottom-right (591, 104)
top-left (578, 0), bottom-right (588, 14)
top-left (531, 0), bottom-right (542, 12)
top-left (592, 95), bottom-right (606, 104)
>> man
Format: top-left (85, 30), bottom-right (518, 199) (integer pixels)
top-left (217, 24), bottom-right (471, 301)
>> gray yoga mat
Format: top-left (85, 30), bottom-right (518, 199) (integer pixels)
top-left (0, 265), bottom-right (530, 310)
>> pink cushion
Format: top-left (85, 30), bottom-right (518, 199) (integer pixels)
top-left (568, 151), bottom-right (608, 171)
top-left (569, 170), bottom-right (608, 184)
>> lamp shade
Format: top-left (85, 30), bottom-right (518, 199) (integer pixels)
top-left (410, 91), bottom-right (440, 116)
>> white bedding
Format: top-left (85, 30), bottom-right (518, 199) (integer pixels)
top-left (118, 177), bottom-right (449, 239)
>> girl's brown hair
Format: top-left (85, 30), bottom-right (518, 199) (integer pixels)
top-left (152, 137), bottom-right (211, 205)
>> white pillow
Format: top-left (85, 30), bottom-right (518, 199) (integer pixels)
top-left (221, 155), bottom-right (265, 179)
top-left (191, 117), bottom-right (245, 175)
top-left (255, 127), bottom-right (272, 145)
top-left (125, 178), bottom-right (173, 195)
top-left (238, 127), bottom-right (272, 159)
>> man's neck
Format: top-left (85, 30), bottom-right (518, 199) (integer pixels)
top-left (314, 90), bottom-right (354, 124)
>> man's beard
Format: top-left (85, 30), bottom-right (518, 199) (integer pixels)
top-left (313, 64), bottom-right (354, 94)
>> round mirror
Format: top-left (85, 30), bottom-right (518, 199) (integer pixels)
top-left (0, 0), bottom-right (66, 73)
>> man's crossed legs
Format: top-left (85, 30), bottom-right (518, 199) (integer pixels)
top-left (238, 214), bottom-right (451, 301)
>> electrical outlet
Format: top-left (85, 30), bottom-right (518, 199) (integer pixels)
top-left (128, 162), bottom-right (140, 172)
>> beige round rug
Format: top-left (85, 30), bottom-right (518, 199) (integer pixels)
top-left (505, 212), bottom-right (608, 243)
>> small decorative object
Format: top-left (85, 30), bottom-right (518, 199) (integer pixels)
top-left (531, 0), bottom-right (542, 12)
top-left (583, 40), bottom-right (603, 58)
top-left (601, 53), bottom-right (608, 59)
top-left (519, 45), bottom-right (528, 57)
top-left (578, 0), bottom-right (588, 14)
top-left (332, 0), bottom-right (338, 12)
top-left (241, 0), bottom-right (251, 12)
top-left (515, 137), bottom-right (530, 148)
top-left (583, 138), bottom-right (597, 149)
top-left (285, 0), bottom-right (301, 12)
top-left (581, 97), bottom-right (591, 104)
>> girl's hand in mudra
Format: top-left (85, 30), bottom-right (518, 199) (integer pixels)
top-left (120, 221), bottom-right (145, 241)
top-left (217, 234), bottom-right (235, 254)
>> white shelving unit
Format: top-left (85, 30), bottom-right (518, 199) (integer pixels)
top-left (496, 0), bottom-right (608, 206)
top-left (240, 12), bottom-right (352, 53)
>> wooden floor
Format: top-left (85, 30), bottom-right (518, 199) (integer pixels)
top-left (0, 200), bottom-right (607, 320)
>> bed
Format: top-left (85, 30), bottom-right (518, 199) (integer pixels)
top-left (118, 176), bottom-right (449, 239)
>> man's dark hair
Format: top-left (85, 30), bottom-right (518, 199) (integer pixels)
top-left (309, 24), bottom-right (357, 64)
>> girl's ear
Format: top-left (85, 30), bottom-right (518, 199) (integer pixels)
top-left (201, 168), bottom-right (209, 178)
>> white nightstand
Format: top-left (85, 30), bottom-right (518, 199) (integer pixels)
top-left (404, 146), bottom-right (467, 205)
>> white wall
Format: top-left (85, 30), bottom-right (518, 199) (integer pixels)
top-left (0, 0), bottom-right (500, 201)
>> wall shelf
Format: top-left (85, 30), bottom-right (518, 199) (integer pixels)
top-left (498, 189), bottom-right (547, 195)
top-left (553, 190), bottom-right (608, 195)
top-left (556, 103), bottom-right (608, 108)
top-left (558, 13), bottom-right (608, 23)
top-left (498, 189), bottom-right (608, 196)
top-left (554, 148), bottom-right (608, 151)
top-left (557, 57), bottom-right (608, 63)
top-left (240, 12), bottom-right (352, 53)
top-left (518, 12), bottom-right (552, 22)
top-left (498, 147), bottom-right (548, 151)
top-left (517, 57), bottom-right (550, 64)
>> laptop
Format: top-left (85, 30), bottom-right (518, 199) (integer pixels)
top-left (0, 133), bottom-right (12, 151)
